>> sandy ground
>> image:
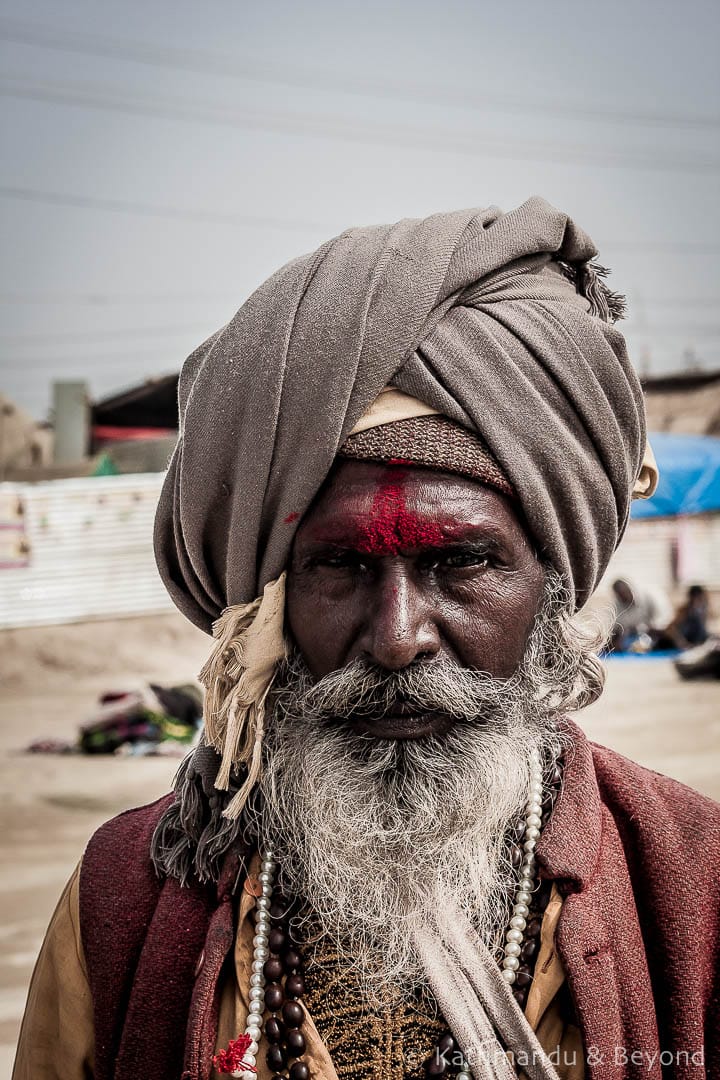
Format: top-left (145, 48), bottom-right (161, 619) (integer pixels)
top-left (1, 614), bottom-right (718, 1073)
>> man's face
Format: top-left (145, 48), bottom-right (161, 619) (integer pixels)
top-left (286, 459), bottom-right (545, 739)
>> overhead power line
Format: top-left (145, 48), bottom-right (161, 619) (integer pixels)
top-left (623, 324), bottom-right (720, 337)
top-left (1, 185), bottom-right (719, 255)
top-left (0, 322), bottom-right (212, 346)
top-left (608, 242), bottom-right (720, 253)
top-left (0, 289), bottom-right (240, 305)
top-left (1, 350), bottom-right (182, 369)
top-left (0, 326), bottom-right (211, 347)
top-left (1, 15), bottom-right (718, 132)
top-left (627, 296), bottom-right (720, 309)
top-left (0, 184), bottom-right (330, 232)
top-left (2, 74), bottom-right (720, 174)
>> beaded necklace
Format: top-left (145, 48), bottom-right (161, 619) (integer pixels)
top-left (217, 749), bottom-right (561, 1080)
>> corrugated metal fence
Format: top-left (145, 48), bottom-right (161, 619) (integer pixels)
top-left (0, 473), bottom-right (174, 628)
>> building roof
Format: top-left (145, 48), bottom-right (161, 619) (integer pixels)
top-left (92, 374), bottom-right (179, 430)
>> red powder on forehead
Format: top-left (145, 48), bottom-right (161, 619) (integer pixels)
top-left (356, 465), bottom-right (445, 555)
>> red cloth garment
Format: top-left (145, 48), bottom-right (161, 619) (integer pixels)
top-left (79, 722), bottom-right (720, 1080)
top-left (540, 727), bottom-right (720, 1076)
top-left (79, 796), bottom-right (243, 1080)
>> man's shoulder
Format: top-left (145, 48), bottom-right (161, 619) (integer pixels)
top-left (86, 791), bottom-right (174, 851)
top-left (81, 792), bottom-right (174, 884)
top-left (78, 793), bottom-right (180, 965)
top-left (588, 738), bottom-right (720, 850)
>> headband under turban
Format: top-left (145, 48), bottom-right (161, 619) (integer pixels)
top-left (155, 196), bottom-right (649, 632)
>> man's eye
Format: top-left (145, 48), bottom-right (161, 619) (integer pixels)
top-left (436, 550), bottom-right (492, 570)
top-left (315, 552), bottom-right (369, 572)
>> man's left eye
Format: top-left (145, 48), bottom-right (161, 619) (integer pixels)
top-left (433, 551), bottom-right (492, 570)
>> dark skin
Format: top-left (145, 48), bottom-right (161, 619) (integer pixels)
top-left (286, 460), bottom-right (545, 740)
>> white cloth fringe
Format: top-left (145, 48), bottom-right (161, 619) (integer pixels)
top-left (198, 573), bottom-right (287, 820)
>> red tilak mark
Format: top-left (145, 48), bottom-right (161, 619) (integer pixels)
top-left (284, 512), bottom-right (300, 524)
top-left (356, 465), bottom-right (445, 555)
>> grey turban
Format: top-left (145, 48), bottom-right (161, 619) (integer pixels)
top-left (155, 196), bottom-right (646, 633)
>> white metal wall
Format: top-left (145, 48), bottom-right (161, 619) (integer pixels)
top-left (0, 473), bottom-right (175, 628)
top-left (676, 515), bottom-right (720, 587)
top-left (600, 513), bottom-right (720, 598)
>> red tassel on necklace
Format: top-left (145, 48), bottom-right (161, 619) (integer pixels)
top-left (212, 1033), bottom-right (257, 1074)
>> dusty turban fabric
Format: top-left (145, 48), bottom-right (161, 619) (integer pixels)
top-left (155, 196), bottom-right (649, 632)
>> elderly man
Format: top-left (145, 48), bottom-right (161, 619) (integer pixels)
top-left (14, 199), bottom-right (720, 1080)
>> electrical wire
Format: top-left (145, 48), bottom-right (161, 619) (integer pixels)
top-left (2, 185), bottom-right (719, 255)
top-left (0, 183), bottom-right (330, 232)
top-left (0, 289), bottom-right (239, 304)
top-left (1, 15), bottom-right (718, 131)
top-left (2, 74), bottom-right (719, 173)
top-left (0, 323), bottom-right (213, 346)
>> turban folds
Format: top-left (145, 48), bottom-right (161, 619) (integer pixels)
top-left (155, 197), bottom-right (648, 632)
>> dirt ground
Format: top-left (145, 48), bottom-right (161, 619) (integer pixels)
top-left (1, 614), bottom-right (718, 1073)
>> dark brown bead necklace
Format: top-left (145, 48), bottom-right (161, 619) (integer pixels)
top-left (261, 900), bottom-right (309, 1080)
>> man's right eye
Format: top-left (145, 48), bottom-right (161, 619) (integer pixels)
top-left (312, 552), bottom-right (370, 572)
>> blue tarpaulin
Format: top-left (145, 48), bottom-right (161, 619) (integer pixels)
top-left (631, 433), bottom-right (720, 519)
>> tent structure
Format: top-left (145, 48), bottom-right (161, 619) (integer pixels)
top-left (632, 433), bottom-right (720, 519)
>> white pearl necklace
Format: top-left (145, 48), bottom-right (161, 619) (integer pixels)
top-left (239, 751), bottom-right (546, 1080)
top-left (234, 849), bottom-right (278, 1080)
top-left (500, 746), bottom-right (544, 985)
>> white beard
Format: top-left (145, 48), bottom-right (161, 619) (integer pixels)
top-left (251, 651), bottom-right (567, 1010)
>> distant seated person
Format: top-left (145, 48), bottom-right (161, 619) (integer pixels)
top-left (666, 584), bottom-right (710, 649)
top-left (609, 577), bottom-right (674, 652)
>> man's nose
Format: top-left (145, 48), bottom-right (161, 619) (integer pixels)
top-left (359, 564), bottom-right (441, 671)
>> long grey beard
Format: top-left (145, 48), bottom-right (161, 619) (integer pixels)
top-left (249, 617), bottom-right (570, 1009)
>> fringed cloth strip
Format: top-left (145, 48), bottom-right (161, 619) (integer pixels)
top-left (413, 899), bottom-right (560, 1080)
top-left (198, 574), bottom-right (287, 819)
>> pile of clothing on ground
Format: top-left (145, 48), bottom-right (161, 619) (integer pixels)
top-left (27, 683), bottom-right (204, 756)
top-left (674, 639), bottom-right (720, 680)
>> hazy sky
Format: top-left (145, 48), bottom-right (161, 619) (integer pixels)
top-left (1, 0), bottom-right (719, 418)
